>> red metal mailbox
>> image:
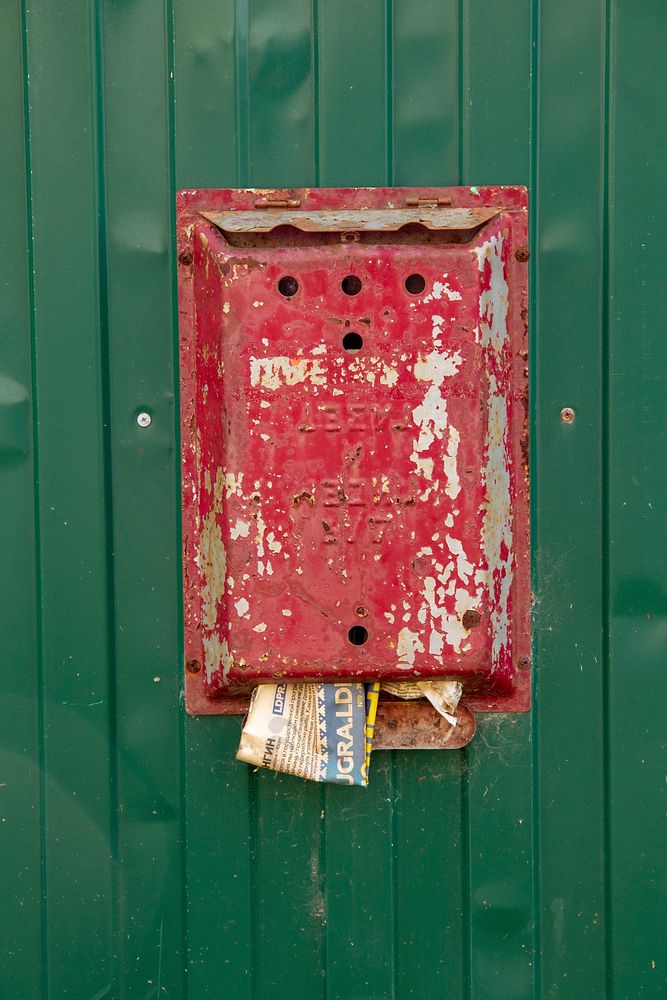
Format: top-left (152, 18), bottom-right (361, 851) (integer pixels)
top-left (177, 187), bottom-right (529, 714)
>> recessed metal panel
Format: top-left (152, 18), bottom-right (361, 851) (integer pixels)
top-left (177, 187), bottom-right (529, 713)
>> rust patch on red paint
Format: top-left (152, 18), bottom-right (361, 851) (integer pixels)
top-left (462, 609), bottom-right (482, 630)
top-left (177, 187), bottom-right (530, 716)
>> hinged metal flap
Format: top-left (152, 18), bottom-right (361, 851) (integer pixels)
top-left (200, 206), bottom-right (498, 234)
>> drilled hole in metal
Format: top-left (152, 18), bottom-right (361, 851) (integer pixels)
top-left (343, 331), bottom-right (363, 352)
top-left (341, 275), bottom-right (362, 295)
top-left (348, 625), bottom-right (368, 646)
top-left (278, 275), bottom-right (299, 297)
top-left (405, 273), bottom-right (426, 294)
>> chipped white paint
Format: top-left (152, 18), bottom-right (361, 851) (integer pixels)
top-left (410, 390), bottom-right (447, 481)
top-left (379, 364), bottom-right (398, 387)
top-left (424, 279), bottom-right (462, 303)
top-left (202, 634), bottom-right (232, 684)
top-left (281, 609), bottom-right (292, 617)
top-left (413, 349), bottom-right (462, 384)
top-left (422, 575), bottom-right (477, 656)
top-left (266, 531), bottom-right (282, 554)
top-left (345, 356), bottom-right (400, 387)
top-left (234, 597), bottom-right (250, 617)
top-left (445, 534), bottom-right (474, 584)
top-left (476, 234), bottom-right (509, 351)
top-left (443, 426), bottom-right (461, 499)
top-left (230, 518), bottom-right (250, 540)
top-left (221, 469), bottom-right (244, 498)
top-left (397, 627), bottom-right (424, 668)
top-left (199, 511), bottom-right (227, 630)
top-left (410, 342), bottom-right (462, 489)
top-left (412, 388), bottom-right (447, 452)
top-left (250, 356), bottom-right (326, 389)
top-left (311, 344), bottom-right (327, 355)
top-left (429, 630), bottom-right (444, 656)
top-left (252, 622), bottom-right (267, 633)
top-left (481, 375), bottom-right (513, 668)
top-left (412, 454), bottom-right (435, 480)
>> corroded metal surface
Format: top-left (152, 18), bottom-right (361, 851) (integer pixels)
top-left (178, 188), bottom-right (529, 713)
top-left (373, 700), bottom-right (476, 750)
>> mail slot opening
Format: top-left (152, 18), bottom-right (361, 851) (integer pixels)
top-left (348, 625), bottom-right (369, 646)
top-left (213, 222), bottom-right (489, 249)
top-left (343, 331), bottom-right (363, 352)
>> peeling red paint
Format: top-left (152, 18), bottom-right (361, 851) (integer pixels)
top-left (178, 188), bottom-right (529, 714)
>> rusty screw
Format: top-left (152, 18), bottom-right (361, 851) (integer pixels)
top-left (515, 246), bottom-right (530, 262)
top-left (178, 250), bottom-right (193, 266)
top-left (518, 655), bottom-right (531, 670)
top-left (186, 658), bottom-right (201, 674)
top-left (462, 609), bottom-right (482, 630)
top-left (560, 406), bottom-right (576, 424)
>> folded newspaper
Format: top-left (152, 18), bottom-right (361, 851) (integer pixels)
top-left (237, 678), bottom-right (463, 785)
top-left (237, 681), bottom-right (380, 785)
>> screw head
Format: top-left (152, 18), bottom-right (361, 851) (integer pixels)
top-left (186, 658), bottom-right (201, 674)
top-left (178, 250), bottom-right (193, 266)
top-left (137, 411), bottom-right (152, 428)
top-left (515, 246), bottom-right (530, 262)
top-left (560, 407), bottom-right (576, 424)
top-left (462, 609), bottom-right (482, 630)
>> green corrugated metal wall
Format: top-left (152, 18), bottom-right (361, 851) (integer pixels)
top-left (1, 1), bottom-right (665, 997)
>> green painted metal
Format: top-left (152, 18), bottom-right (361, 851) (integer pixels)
top-left (1, 1), bottom-right (664, 997)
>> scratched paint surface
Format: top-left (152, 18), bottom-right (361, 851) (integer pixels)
top-left (178, 188), bottom-right (529, 711)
